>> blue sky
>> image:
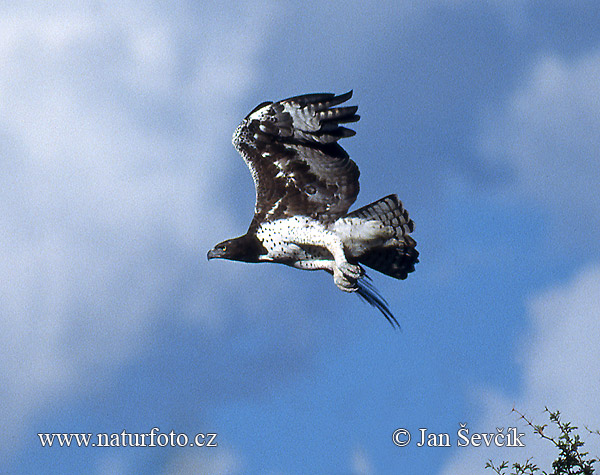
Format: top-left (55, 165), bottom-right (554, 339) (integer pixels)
top-left (2, 1), bottom-right (600, 474)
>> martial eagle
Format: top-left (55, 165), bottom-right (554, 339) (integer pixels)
top-left (207, 91), bottom-right (418, 327)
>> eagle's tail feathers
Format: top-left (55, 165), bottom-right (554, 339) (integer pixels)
top-left (347, 194), bottom-right (413, 234)
top-left (356, 277), bottom-right (400, 329)
top-left (348, 194), bottom-right (419, 280)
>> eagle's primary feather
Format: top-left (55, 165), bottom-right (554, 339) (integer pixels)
top-left (208, 91), bottom-right (418, 327)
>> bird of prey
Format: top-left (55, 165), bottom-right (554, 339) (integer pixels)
top-left (207, 91), bottom-right (418, 327)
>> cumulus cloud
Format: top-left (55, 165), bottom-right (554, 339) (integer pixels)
top-left (441, 46), bottom-right (600, 474)
top-left (0, 0), bottom-right (279, 457)
top-left (479, 50), bottom-right (600, 247)
top-left (442, 264), bottom-right (600, 473)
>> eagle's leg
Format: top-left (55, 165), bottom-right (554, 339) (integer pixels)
top-left (293, 259), bottom-right (335, 271)
top-left (319, 236), bottom-right (364, 281)
top-left (288, 226), bottom-right (364, 281)
top-left (293, 259), bottom-right (358, 292)
top-left (332, 268), bottom-right (359, 292)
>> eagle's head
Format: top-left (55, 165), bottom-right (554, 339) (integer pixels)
top-left (207, 234), bottom-right (265, 263)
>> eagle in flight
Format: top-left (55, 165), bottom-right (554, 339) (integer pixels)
top-left (207, 91), bottom-right (418, 327)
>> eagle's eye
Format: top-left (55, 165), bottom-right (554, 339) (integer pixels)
top-left (219, 245), bottom-right (227, 252)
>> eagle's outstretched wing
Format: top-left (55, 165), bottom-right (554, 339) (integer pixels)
top-left (233, 91), bottom-right (361, 229)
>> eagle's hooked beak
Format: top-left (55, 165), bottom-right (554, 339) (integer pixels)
top-left (207, 246), bottom-right (225, 260)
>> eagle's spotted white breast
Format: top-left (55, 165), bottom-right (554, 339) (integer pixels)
top-left (208, 91), bottom-right (418, 327)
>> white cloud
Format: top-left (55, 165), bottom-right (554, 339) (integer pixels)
top-left (441, 264), bottom-right (600, 473)
top-left (524, 265), bottom-right (600, 421)
top-left (0, 0), bottom-right (279, 458)
top-left (479, 50), bottom-right (600, 247)
top-left (443, 47), bottom-right (600, 474)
